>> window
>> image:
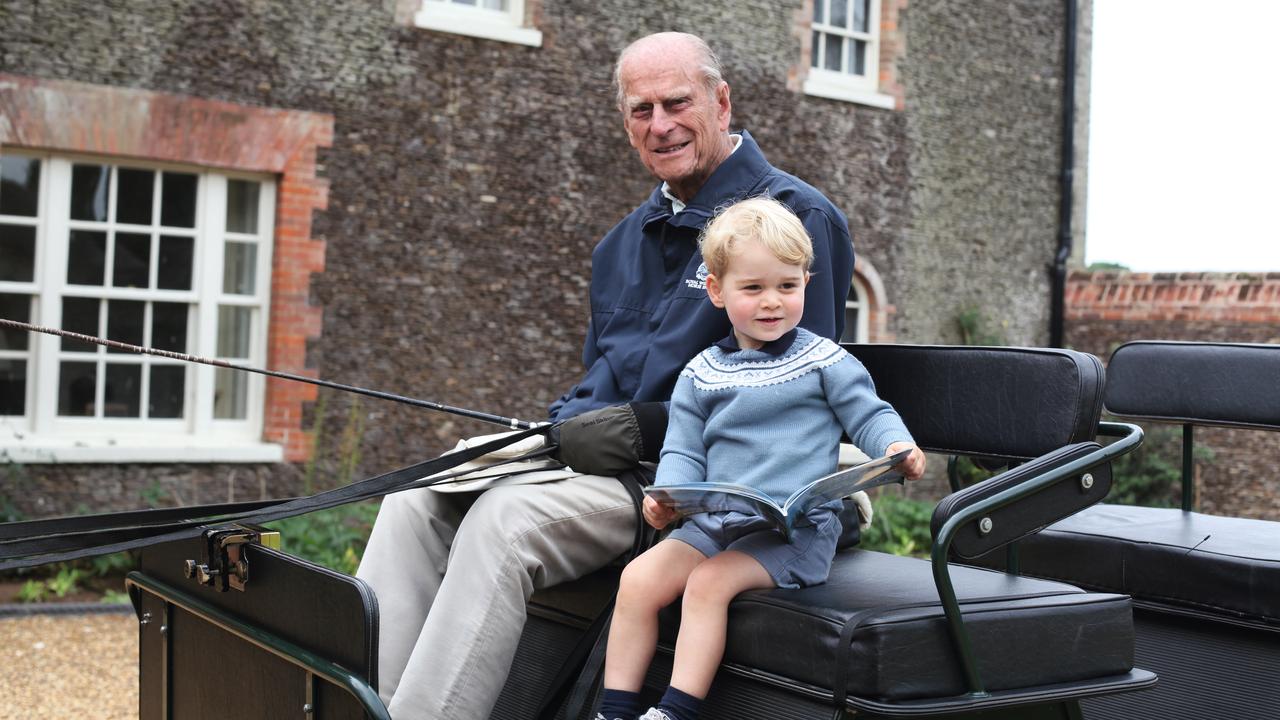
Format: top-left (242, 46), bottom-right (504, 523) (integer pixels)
top-left (840, 274), bottom-right (870, 343)
top-left (805, 0), bottom-right (895, 108)
top-left (0, 151), bottom-right (278, 462)
top-left (414, 0), bottom-right (542, 47)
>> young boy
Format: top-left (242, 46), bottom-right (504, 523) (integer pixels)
top-left (597, 197), bottom-right (926, 720)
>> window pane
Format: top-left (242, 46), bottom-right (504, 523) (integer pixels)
top-left (0, 156), bottom-right (41, 217)
top-left (226, 180), bottom-right (260, 234)
top-left (104, 363), bottom-right (142, 417)
top-left (116, 168), bottom-right (155, 225)
top-left (113, 232), bottom-right (151, 288)
top-left (61, 297), bottom-right (100, 352)
top-left (70, 164), bottom-right (110, 222)
top-left (149, 365), bottom-right (185, 418)
top-left (214, 367), bottom-right (248, 419)
top-left (58, 361), bottom-right (97, 416)
top-left (831, 0), bottom-right (848, 29)
top-left (814, 0), bottom-right (824, 23)
top-left (106, 299), bottom-right (145, 351)
top-left (223, 241), bottom-right (257, 295)
top-left (67, 230), bottom-right (107, 285)
top-left (0, 359), bottom-right (25, 415)
top-left (841, 306), bottom-right (860, 343)
top-left (0, 294), bottom-right (31, 350)
top-left (824, 34), bottom-right (843, 71)
top-left (0, 224), bottom-right (36, 282)
top-left (217, 306), bottom-right (252, 359)
top-left (851, 39), bottom-right (867, 76)
top-left (811, 30), bottom-right (821, 68)
top-left (152, 302), bottom-right (188, 353)
top-left (161, 172), bottom-right (197, 228)
top-left (854, 0), bottom-right (869, 33)
top-left (157, 235), bottom-right (194, 290)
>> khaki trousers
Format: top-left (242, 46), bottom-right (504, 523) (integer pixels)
top-left (356, 474), bottom-right (636, 720)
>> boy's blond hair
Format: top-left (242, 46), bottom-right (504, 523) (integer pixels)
top-left (699, 196), bottom-right (814, 277)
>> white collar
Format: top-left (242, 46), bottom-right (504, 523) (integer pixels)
top-left (661, 133), bottom-right (743, 215)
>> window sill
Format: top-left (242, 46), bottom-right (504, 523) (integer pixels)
top-left (803, 75), bottom-right (897, 110)
top-left (414, 6), bottom-right (542, 47)
top-left (0, 434), bottom-right (284, 464)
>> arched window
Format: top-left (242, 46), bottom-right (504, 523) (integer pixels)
top-left (840, 272), bottom-right (871, 343)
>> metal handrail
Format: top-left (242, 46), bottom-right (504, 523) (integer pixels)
top-left (928, 421), bottom-right (1144, 697)
top-left (126, 571), bottom-right (390, 720)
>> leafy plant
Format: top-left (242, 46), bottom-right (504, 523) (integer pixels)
top-left (956, 307), bottom-right (1007, 347)
top-left (266, 501), bottom-right (380, 575)
top-left (17, 579), bottom-right (47, 603)
top-left (100, 589), bottom-right (131, 605)
top-left (861, 492), bottom-right (935, 557)
top-left (47, 567), bottom-right (85, 598)
top-left (1106, 421), bottom-right (1213, 508)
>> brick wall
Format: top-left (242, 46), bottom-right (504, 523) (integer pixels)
top-left (1066, 270), bottom-right (1280, 519)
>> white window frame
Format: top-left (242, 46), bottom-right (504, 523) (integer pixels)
top-left (0, 150), bottom-right (281, 463)
top-left (841, 273), bottom-right (871, 344)
top-left (804, 0), bottom-right (896, 109)
top-left (414, 0), bottom-right (542, 47)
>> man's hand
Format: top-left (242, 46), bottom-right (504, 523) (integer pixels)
top-left (642, 495), bottom-right (679, 530)
top-left (550, 403), bottom-right (667, 477)
top-left (887, 441), bottom-right (926, 481)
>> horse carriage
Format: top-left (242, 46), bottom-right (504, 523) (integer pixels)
top-left (9, 337), bottom-right (1280, 719)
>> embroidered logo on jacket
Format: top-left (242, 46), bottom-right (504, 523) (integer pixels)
top-left (682, 334), bottom-right (846, 391)
top-left (685, 262), bottom-right (710, 290)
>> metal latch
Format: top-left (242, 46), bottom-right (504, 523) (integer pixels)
top-left (183, 525), bottom-right (281, 592)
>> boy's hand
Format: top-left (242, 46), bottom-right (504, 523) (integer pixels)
top-left (642, 495), bottom-right (679, 529)
top-left (887, 441), bottom-right (926, 481)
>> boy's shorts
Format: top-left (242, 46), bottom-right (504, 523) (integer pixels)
top-left (666, 505), bottom-right (842, 589)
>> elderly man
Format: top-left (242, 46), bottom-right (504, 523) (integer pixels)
top-left (357, 31), bottom-right (855, 719)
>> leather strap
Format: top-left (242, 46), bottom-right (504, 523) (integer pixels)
top-left (0, 426), bottom-right (550, 571)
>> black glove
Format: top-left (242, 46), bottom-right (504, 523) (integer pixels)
top-left (550, 402), bottom-right (668, 476)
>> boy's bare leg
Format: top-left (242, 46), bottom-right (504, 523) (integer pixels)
top-left (604, 539), bottom-right (707, 692)
top-left (670, 550), bottom-right (775, 698)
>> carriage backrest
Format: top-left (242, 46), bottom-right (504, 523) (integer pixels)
top-left (842, 344), bottom-right (1106, 461)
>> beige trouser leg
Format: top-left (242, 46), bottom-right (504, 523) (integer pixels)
top-left (356, 474), bottom-right (636, 720)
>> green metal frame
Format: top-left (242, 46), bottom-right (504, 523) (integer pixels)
top-left (126, 571), bottom-right (390, 720)
top-left (927, 421), bottom-right (1144, 698)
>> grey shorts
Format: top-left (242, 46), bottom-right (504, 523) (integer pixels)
top-left (666, 505), bottom-right (843, 589)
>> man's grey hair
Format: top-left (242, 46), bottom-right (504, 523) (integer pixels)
top-left (613, 32), bottom-right (725, 111)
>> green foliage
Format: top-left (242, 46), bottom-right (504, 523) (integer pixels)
top-left (1085, 261), bottom-right (1129, 272)
top-left (861, 492), bottom-right (935, 557)
top-left (956, 307), bottom-right (1007, 347)
top-left (100, 589), bottom-right (131, 605)
top-left (47, 567), bottom-right (85, 598)
top-left (17, 579), bottom-right (47, 603)
top-left (266, 501), bottom-right (380, 576)
top-left (1106, 421), bottom-right (1213, 508)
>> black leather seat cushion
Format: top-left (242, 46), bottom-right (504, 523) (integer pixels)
top-left (656, 550), bottom-right (1134, 701)
top-left (994, 504), bottom-right (1280, 629)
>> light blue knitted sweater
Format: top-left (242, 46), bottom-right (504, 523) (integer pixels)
top-left (655, 327), bottom-right (914, 505)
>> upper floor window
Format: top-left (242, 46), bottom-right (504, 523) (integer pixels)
top-left (414, 0), bottom-right (542, 47)
top-left (0, 151), bottom-right (276, 462)
top-left (805, 0), bottom-right (896, 109)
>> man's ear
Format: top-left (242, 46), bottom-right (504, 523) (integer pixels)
top-left (706, 274), bottom-right (725, 308)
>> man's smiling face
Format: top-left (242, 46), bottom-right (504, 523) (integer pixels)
top-left (619, 41), bottom-right (732, 203)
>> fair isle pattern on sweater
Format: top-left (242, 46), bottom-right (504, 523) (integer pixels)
top-left (682, 333), bottom-right (847, 392)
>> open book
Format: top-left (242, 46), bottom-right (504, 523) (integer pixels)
top-left (643, 449), bottom-right (910, 539)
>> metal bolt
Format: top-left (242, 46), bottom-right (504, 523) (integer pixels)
top-left (1081, 473), bottom-right (1094, 490)
top-left (183, 560), bottom-right (197, 578)
top-left (140, 612), bottom-right (152, 626)
top-left (303, 703), bottom-right (314, 714)
top-left (978, 517), bottom-right (993, 535)
top-left (160, 625), bottom-right (169, 636)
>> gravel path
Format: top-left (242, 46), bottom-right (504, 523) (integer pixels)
top-left (0, 611), bottom-right (138, 720)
